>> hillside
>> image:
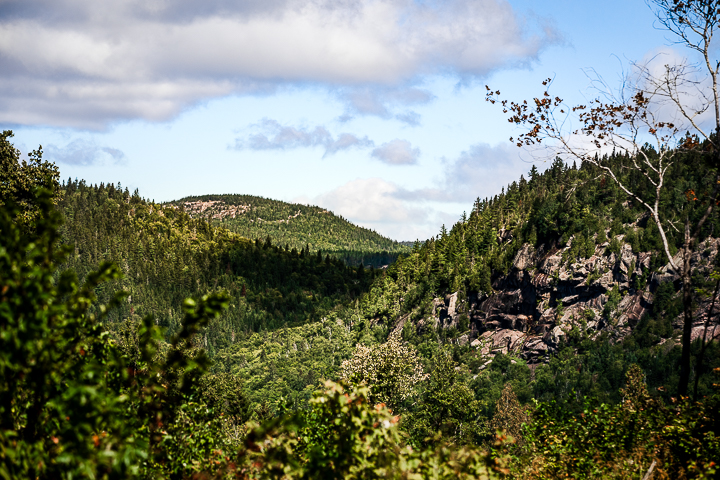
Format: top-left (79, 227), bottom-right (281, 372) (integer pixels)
top-left (194, 151), bottom-right (720, 431)
top-left (56, 179), bottom-right (380, 352)
top-left (55, 153), bottom-right (720, 408)
top-left (167, 194), bottom-right (410, 267)
top-left (345, 153), bottom-right (720, 400)
top-left (3, 130), bottom-right (720, 478)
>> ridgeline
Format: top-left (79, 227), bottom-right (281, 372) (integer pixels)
top-left (168, 194), bottom-right (411, 267)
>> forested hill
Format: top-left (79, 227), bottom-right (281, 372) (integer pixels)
top-left (56, 179), bottom-right (381, 353)
top-left (167, 194), bottom-right (410, 266)
top-left (353, 151), bottom-right (720, 398)
top-left (205, 148), bottom-right (720, 469)
top-left (207, 150), bottom-right (720, 416)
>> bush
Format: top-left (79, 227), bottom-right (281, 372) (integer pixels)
top-left (339, 331), bottom-right (424, 409)
top-left (517, 365), bottom-right (720, 479)
top-left (0, 190), bottom-right (232, 479)
top-left (236, 380), bottom-right (506, 479)
top-left (607, 236), bottom-right (622, 255)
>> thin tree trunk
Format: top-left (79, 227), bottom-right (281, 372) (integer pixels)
top-left (679, 177), bottom-right (720, 396)
top-left (694, 273), bottom-right (720, 400)
top-left (679, 220), bottom-right (694, 396)
top-left (642, 459), bottom-right (657, 480)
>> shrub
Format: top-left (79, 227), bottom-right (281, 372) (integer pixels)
top-left (339, 331), bottom-right (424, 409)
top-left (0, 190), bottom-right (231, 479)
top-left (236, 380), bottom-right (506, 479)
top-left (517, 365), bottom-right (720, 479)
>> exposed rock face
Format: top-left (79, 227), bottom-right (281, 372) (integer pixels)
top-left (426, 236), bottom-right (720, 365)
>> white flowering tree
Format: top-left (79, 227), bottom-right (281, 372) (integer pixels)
top-left (339, 331), bottom-right (424, 409)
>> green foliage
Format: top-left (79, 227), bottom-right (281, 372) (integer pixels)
top-left (607, 236), bottom-right (622, 255)
top-left (340, 331), bottom-right (424, 409)
top-left (404, 350), bottom-right (484, 446)
top-left (4, 129), bottom-right (720, 478)
top-left (345, 148), bottom-right (720, 353)
top-left (0, 131), bottom-right (61, 228)
top-left (58, 179), bottom-right (380, 348)
top-left (603, 284), bottom-right (621, 321)
top-left (212, 318), bottom-right (361, 413)
top-left (0, 191), bottom-right (132, 478)
top-left (235, 381), bottom-right (505, 479)
top-left (489, 383), bottom-right (528, 451)
top-left (170, 194), bottom-right (411, 267)
top-left (587, 266), bottom-right (602, 285)
top-left (518, 365), bottom-right (720, 479)
top-left (555, 299), bottom-right (565, 320)
top-left (0, 188), bottom-right (237, 479)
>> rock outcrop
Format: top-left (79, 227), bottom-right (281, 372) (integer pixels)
top-left (427, 235), bottom-right (720, 365)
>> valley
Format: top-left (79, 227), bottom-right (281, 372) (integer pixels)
top-left (2, 136), bottom-right (720, 478)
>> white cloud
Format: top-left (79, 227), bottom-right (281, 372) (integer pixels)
top-left (233, 118), bottom-right (374, 157)
top-left (339, 86), bottom-right (435, 120)
top-left (0, 0), bottom-right (555, 128)
top-left (44, 139), bottom-right (127, 166)
top-left (314, 178), bottom-right (424, 224)
top-left (371, 139), bottom-right (420, 165)
top-left (304, 177), bottom-right (471, 240)
top-left (305, 177), bottom-right (439, 240)
top-left (325, 133), bottom-right (374, 156)
top-left (395, 142), bottom-right (531, 202)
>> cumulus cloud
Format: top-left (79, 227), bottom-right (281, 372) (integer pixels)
top-left (0, 0), bottom-right (555, 128)
top-left (302, 177), bottom-right (466, 240)
top-left (325, 133), bottom-right (374, 156)
top-left (234, 118), bottom-right (373, 157)
top-left (294, 142), bottom-right (537, 240)
top-left (371, 139), bottom-right (420, 165)
top-left (44, 139), bottom-right (127, 166)
top-left (395, 142), bottom-right (529, 202)
top-left (315, 178), bottom-right (425, 224)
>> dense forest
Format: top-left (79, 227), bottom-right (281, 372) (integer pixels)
top-left (57, 178), bottom-right (382, 353)
top-left (169, 194), bottom-right (410, 267)
top-left (2, 123), bottom-right (719, 478)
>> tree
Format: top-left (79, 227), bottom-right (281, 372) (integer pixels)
top-left (404, 350), bottom-right (482, 446)
top-left (648, 0), bottom-right (720, 397)
top-left (489, 384), bottom-right (527, 448)
top-left (239, 381), bottom-right (504, 479)
top-left (339, 331), bottom-right (424, 410)
top-left (0, 130), bottom-right (60, 227)
top-left (486, 0), bottom-right (720, 395)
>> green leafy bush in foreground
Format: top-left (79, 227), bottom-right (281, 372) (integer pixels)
top-left (0, 190), bottom-right (234, 478)
top-left (235, 380), bottom-right (505, 480)
top-left (513, 365), bottom-right (720, 479)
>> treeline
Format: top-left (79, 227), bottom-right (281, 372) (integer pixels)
top-left (169, 193), bottom-right (411, 263)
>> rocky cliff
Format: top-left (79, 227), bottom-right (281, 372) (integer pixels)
top-left (430, 234), bottom-right (720, 366)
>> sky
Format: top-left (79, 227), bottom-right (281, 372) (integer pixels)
top-left (1, 0), bottom-right (680, 241)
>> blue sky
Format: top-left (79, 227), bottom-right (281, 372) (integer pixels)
top-left (2, 0), bottom-right (675, 240)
